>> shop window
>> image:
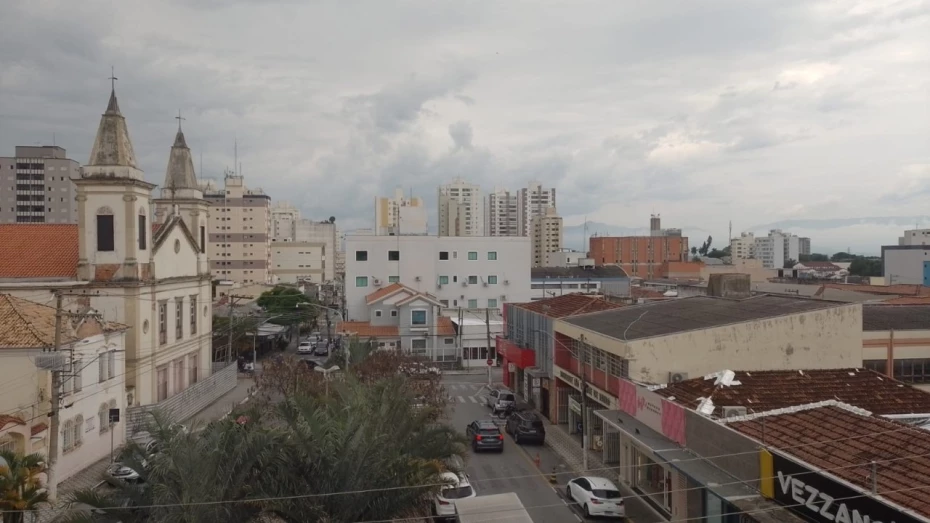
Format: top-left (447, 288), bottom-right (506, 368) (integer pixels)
top-left (863, 359), bottom-right (887, 375)
top-left (632, 447), bottom-right (672, 515)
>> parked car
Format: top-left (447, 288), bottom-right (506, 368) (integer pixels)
top-left (401, 361), bottom-right (441, 378)
top-left (313, 340), bottom-right (330, 356)
top-left (433, 471), bottom-right (476, 520)
top-left (505, 410), bottom-right (546, 444)
top-left (297, 341), bottom-right (314, 354)
top-left (465, 420), bottom-right (504, 453)
top-left (484, 388), bottom-right (516, 414)
top-left (104, 459), bottom-right (147, 486)
top-left (566, 476), bottom-right (625, 519)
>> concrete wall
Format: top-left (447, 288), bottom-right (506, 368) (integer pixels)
top-left (882, 245), bottom-right (930, 285)
top-left (683, 410), bottom-right (761, 487)
top-left (556, 303), bottom-right (863, 384)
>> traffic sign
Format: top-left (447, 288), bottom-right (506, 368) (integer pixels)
top-left (487, 359), bottom-right (494, 366)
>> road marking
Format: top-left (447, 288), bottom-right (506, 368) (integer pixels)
top-left (573, 515), bottom-right (582, 522)
top-left (469, 396), bottom-right (479, 403)
top-left (457, 396), bottom-right (465, 403)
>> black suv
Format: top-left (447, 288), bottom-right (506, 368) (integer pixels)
top-left (465, 420), bottom-right (504, 453)
top-left (505, 411), bottom-right (546, 444)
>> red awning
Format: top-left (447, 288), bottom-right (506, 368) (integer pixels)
top-left (497, 336), bottom-right (536, 369)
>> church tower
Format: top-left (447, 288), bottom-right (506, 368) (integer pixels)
top-left (152, 114), bottom-right (210, 257)
top-left (75, 78), bottom-right (156, 282)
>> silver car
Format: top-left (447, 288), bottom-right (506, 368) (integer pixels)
top-left (485, 388), bottom-right (516, 414)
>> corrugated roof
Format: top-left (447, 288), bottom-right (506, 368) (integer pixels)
top-left (562, 295), bottom-right (848, 341)
top-left (0, 224), bottom-right (78, 279)
top-left (513, 294), bottom-right (625, 319)
top-left (655, 368), bottom-right (930, 416)
top-left (862, 305), bottom-right (930, 331)
top-left (731, 405), bottom-right (930, 519)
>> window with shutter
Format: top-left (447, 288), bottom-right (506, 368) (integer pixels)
top-left (99, 404), bottom-right (108, 434)
top-left (98, 354), bottom-right (107, 382)
top-left (73, 358), bottom-right (83, 392)
top-left (73, 415), bottom-right (83, 446)
top-left (96, 215), bottom-right (114, 252)
top-left (107, 351), bottom-right (114, 379)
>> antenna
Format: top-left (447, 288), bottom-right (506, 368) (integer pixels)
top-left (53, 133), bottom-right (56, 147)
top-left (200, 152), bottom-right (203, 178)
top-left (234, 138), bottom-right (238, 176)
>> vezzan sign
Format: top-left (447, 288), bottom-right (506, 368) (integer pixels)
top-left (766, 451), bottom-right (921, 523)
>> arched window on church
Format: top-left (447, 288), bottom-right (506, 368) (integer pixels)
top-left (138, 207), bottom-right (147, 250)
top-left (97, 206), bottom-right (115, 252)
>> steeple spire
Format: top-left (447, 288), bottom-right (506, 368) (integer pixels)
top-left (106, 67), bottom-right (120, 115)
top-left (83, 70), bottom-right (142, 179)
top-left (161, 111), bottom-right (201, 199)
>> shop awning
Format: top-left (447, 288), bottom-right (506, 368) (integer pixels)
top-left (525, 366), bottom-right (547, 379)
top-left (497, 336), bottom-right (536, 369)
top-left (594, 409), bottom-right (679, 451)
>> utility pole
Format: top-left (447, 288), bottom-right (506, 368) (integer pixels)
top-left (485, 308), bottom-right (493, 387)
top-left (579, 334), bottom-right (589, 472)
top-left (47, 292), bottom-right (64, 501)
top-left (226, 294), bottom-right (251, 364)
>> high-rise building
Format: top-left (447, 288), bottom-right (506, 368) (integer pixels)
top-left (799, 237), bottom-right (812, 255)
top-left (518, 182), bottom-right (556, 236)
top-left (731, 229), bottom-right (800, 269)
top-left (531, 206), bottom-right (563, 267)
top-left (487, 187), bottom-right (521, 236)
top-left (438, 178), bottom-right (484, 236)
top-left (0, 146), bottom-right (80, 224)
top-left (589, 216), bottom-right (690, 279)
top-left (270, 201), bottom-right (301, 241)
top-left (898, 229), bottom-right (930, 246)
top-left (730, 233), bottom-right (756, 260)
top-left (202, 173), bottom-right (272, 284)
top-left (375, 187), bottom-right (427, 235)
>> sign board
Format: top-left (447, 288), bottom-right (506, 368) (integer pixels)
top-left (487, 359), bottom-right (494, 367)
top-left (764, 450), bottom-right (920, 523)
top-left (108, 408), bottom-right (120, 424)
top-left (553, 365), bottom-right (618, 409)
top-left (618, 380), bottom-right (686, 446)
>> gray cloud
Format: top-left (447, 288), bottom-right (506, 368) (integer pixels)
top-left (1, 0), bottom-right (928, 247)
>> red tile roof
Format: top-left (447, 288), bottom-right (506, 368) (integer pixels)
top-left (0, 224), bottom-right (78, 279)
top-left (437, 316), bottom-right (456, 336)
top-left (513, 294), bottom-right (625, 318)
top-left (0, 294), bottom-right (81, 348)
top-left (30, 422), bottom-right (48, 436)
top-left (730, 404), bottom-right (930, 519)
top-left (655, 368), bottom-right (930, 416)
top-left (0, 415), bottom-right (25, 431)
top-left (632, 287), bottom-right (666, 299)
top-left (336, 321), bottom-right (399, 337)
top-left (365, 283), bottom-right (406, 304)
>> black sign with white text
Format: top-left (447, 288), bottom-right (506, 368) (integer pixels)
top-left (770, 452), bottom-right (920, 523)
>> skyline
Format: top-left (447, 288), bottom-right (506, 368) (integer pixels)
top-left (2, 0), bottom-right (928, 254)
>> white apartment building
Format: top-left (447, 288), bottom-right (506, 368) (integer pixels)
top-left (531, 206), bottom-right (563, 267)
top-left (438, 178), bottom-right (484, 236)
top-left (883, 229), bottom-right (930, 285)
top-left (0, 146), bottom-right (80, 224)
top-left (290, 219), bottom-right (338, 282)
top-left (344, 235), bottom-right (531, 321)
top-left (730, 230), bottom-right (800, 269)
top-left (899, 229), bottom-right (930, 246)
top-left (271, 242), bottom-right (326, 284)
top-left (487, 187), bottom-right (521, 236)
top-left (202, 174), bottom-right (272, 284)
top-left (375, 187), bottom-right (428, 235)
top-left (519, 182), bottom-right (556, 236)
top-left (729, 232), bottom-right (756, 260)
top-left (270, 201), bottom-right (301, 241)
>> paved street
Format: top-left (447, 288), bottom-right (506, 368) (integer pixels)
top-left (442, 373), bottom-right (585, 523)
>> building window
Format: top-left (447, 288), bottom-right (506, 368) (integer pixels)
top-left (98, 404), bottom-right (109, 434)
top-left (96, 214), bottom-right (114, 252)
top-left (107, 351), bottom-right (114, 379)
top-left (188, 353), bottom-right (199, 385)
top-left (894, 358), bottom-right (930, 383)
top-left (444, 338), bottom-right (454, 344)
top-left (488, 299), bottom-right (498, 308)
top-left (98, 353), bottom-right (107, 382)
top-left (72, 358), bottom-right (83, 392)
top-left (174, 358), bottom-right (185, 394)
top-left (488, 251), bottom-right (497, 260)
top-left (468, 251), bottom-right (478, 260)
top-left (632, 447), bottom-right (672, 514)
top-left (439, 276), bottom-right (449, 285)
top-left (62, 420), bottom-right (74, 451)
top-left (388, 276), bottom-right (399, 283)
top-left (138, 214), bottom-right (147, 249)
top-left (864, 360), bottom-right (887, 375)
top-left (356, 276), bottom-right (368, 287)
top-left (388, 250), bottom-right (400, 261)
top-left (175, 298), bottom-right (184, 340)
top-left (391, 310), bottom-right (398, 317)
top-left (356, 250), bottom-right (368, 261)
top-left (375, 310), bottom-right (382, 317)
top-left (488, 275), bottom-right (498, 284)
top-left (439, 251), bottom-right (449, 260)
top-left (73, 415), bottom-right (83, 447)
top-left (200, 225), bottom-right (205, 253)
top-left (411, 339), bottom-right (427, 354)
top-left (190, 296), bottom-right (198, 335)
top-left (0, 438), bottom-right (13, 455)
top-left (159, 302), bottom-right (168, 345)
top-left (468, 299), bottom-right (478, 308)
top-left (157, 366), bottom-right (169, 401)
top-left (411, 309), bottom-right (427, 326)
top-left (468, 275), bottom-right (478, 285)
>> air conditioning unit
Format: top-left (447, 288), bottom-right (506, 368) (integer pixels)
top-left (372, 278), bottom-right (382, 287)
top-left (721, 406), bottom-right (748, 419)
top-left (668, 372), bottom-right (689, 383)
top-left (482, 282), bottom-right (488, 287)
top-left (462, 281), bottom-right (468, 287)
top-left (35, 352), bottom-right (68, 371)
top-left (500, 294), bottom-right (507, 300)
top-left (503, 280), bottom-right (510, 285)
top-left (415, 276), bottom-right (421, 282)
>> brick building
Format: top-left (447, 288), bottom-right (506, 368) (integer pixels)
top-left (588, 235), bottom-right (689, 279)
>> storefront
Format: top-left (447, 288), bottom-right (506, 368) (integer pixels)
top-left (498, 335), bottom-right (536, 398)
top-left (553, 364), bottom-right (616, 452)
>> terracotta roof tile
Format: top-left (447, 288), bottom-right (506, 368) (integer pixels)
top-left (655, 368), bottom-right (930, 416)
top-left (30, 422), bottom-right (48, 436)
top-left (730, 405), bottom-right (930, 519)
top-left (0, 224), bottom-right (78, 279)
top-left (0, 415), bottom-right (26, 431)
top-left (336, 321), bottom-right (399, 337)
top-left (365, 283), bottom-right (406, 304)
top-left (0, 294), bottom-right (79, 348)
top-left (437, 316), bottom-right (456, 336)
top-left (513, 294), bottom-right (625, 318)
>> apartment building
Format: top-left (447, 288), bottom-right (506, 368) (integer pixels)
top-left (438, 177), bottom-right (484, 236)
top-left (0, 146), bottom-right (80, 224)
top-left (202, 173), bottom-right (272, 284)
top-left (729, 232), bottom-right (756, 260)
top-left (531, 206), bottom-right (563, 267)
top-left (271, 242), bottom-right (326, 284)
top-left (883, 228), bottom-right (930, 285)
top-left (589, 235), bottom-right (689, 279)
top-left (344, 235), bottom-right (531, 320)
top-left (519, 182), bottom-right (556, 236)
top-left (487, 187), bottom-right (521, 236)
top-left (375, 187), bottom-right (427, 235)
top-left (730, 229), bottom-right (802, 269)
top-left (899, 228), bottom-right (930, 246)
top-left (799, 236), bottom-right (811, 255)
top-left (270, 201), bottom-right (300, 241)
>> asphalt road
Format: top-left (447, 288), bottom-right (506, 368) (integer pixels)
top-left (443, 373), bottom-right (593, 523)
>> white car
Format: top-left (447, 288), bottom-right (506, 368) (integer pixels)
top-left (566, 476), bottom-right (625, 519)
top-left (433, 471), bottom-right (476, 520)
top-left (297, 341), bottom-right (314, 354)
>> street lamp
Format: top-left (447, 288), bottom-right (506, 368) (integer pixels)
top-left (249, 314), bottom-right (289, 372)
top-left (313, 364), bottom-right (341, 396)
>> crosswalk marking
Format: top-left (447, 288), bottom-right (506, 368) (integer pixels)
top-left (457, 396), bottom-right (465, 403)
top-left (469, 396), bottom-right (479, 403)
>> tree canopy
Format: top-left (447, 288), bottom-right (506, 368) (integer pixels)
top-left (256, 286), bottom-right (318, 327)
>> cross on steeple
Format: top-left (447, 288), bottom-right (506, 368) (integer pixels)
top-left (109, 66), bottom-right (118, 91)
top-left (176, 109), bottom-right (185, 130)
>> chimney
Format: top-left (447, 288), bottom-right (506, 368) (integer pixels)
top-left (707, 274), bottom-right (751, 299)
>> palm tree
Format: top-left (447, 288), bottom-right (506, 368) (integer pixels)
top-left (0, 450), bottom-right (49, 523)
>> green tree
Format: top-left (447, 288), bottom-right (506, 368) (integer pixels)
top-left (0, 450), bottom-right (48, 523)
top-left (799, 253), bottom-right (829, 262)
top-left (257, 286), bottom-right (318, 328)
top-left (784, 259), bottom-right (797, 268)
top-left (830, 252), bottom-right (856, 262)
top-left (690, 246), bottom-right (698, 256)
top-left (849, 257), bottom-right (882, 277)
top-left (706, 247), bottom-right (729, 259)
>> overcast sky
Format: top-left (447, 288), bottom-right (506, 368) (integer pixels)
top-left (2, 0), bottom-right (928, 253)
